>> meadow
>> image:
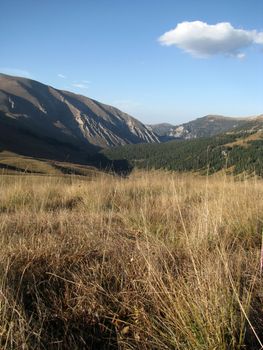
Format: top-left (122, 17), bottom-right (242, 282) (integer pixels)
top-left (0, 170), bottom-right (263, 349)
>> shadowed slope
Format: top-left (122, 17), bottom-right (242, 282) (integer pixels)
top-left (0, 74), bottom-right (159, 149)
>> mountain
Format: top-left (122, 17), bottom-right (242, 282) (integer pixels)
top-left (0, 74), bottom-right (159, 159)
top-left (147, 123), bottom-right (174, 137)
top-left (104, 116), bottom-right (263, 177)
top-left (149, 115), bottom-right (249, 141)
top-left (2, 73), bottom-right (262, 177)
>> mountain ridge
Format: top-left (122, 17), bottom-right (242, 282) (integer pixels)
top-left (1, 73), bottom-right (262, 176)
top-left (0, 73), bottom-right (159, 152)
top-left (148, 114), bottom-right (254, 141)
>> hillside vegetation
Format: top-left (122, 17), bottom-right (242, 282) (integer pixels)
top-left (0, 171), bottom-right (263, 349)
top-left (104, 129), bottom-right (263, 176)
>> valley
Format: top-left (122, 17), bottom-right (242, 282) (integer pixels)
top-left (1, 74), bottom-right (263, 179)
top-left (0, 74), bottom-right (263, 349)
top-left (105, 120), bottom-right (263, 177)
top-left (2, 1), bottom-right (263, 348)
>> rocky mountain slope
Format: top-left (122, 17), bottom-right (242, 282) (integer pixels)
top-left (0, 74), bottom-right (159, 155)
top-left (149, 115), bottom-right (249, 141)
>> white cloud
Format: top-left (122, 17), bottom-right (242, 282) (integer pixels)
top-left (254, 32), bottom-right (263, 44)
top-left (58, 73), bottom-right (66, 79)
top-left (159, 21), bottom-right (263, 58)
top-left (236, 53), bottom-right (246, 59)
top-left (72, 83), bottom-right (89, 89)
top-left (0, 68), bottom-right (32, 77)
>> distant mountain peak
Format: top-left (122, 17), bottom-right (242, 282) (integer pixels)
top-left (149, 114), bottom-right (258, 140)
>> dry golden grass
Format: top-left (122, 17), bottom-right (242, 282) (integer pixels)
top-left (0, 170), bottom-right (263, 349)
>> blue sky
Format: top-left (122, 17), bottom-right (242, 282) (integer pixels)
top-left (1, 0), bottom-right (263, 124)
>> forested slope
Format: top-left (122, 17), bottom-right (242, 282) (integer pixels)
top-left (104, 129), bottom-right (263, 176)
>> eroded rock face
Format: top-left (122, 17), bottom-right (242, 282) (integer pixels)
top-left (0, 73), bottom-right (159, 149)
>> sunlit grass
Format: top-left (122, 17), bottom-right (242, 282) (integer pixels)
top-left (0, 170), bottom-right (263, 349)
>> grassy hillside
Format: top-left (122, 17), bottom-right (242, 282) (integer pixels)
top-left (0, 149), bottom-right (132, 177)
top-left (0, 171), bottom-right (263, 349)
top-left (104, 129), bottom-right (263, 176)
top-left (0, 151), bottom-right (108, 177)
